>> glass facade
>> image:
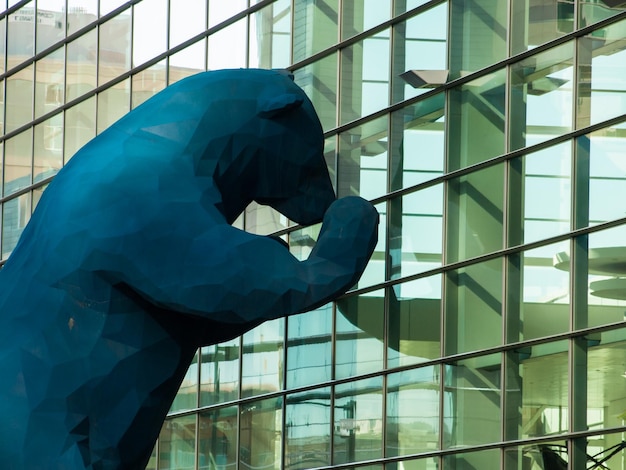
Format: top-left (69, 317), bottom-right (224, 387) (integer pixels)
top-left (1, 0), bottom-right (625, 468)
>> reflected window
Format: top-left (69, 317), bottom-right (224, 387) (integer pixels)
top-left (341, 0), bottom-right (391, 40)
top-left (158, 415), bottom-right (197, 470)
top-left (66, 28), bottom-right (97, 102)
top-left (171, 350), bottom-right (199, 413)
top-left (208, 17), bottom-right (248, 70)
top-left (35, 47), bottom-right (64, 119)
top-left (64, 96), bottom-right (96, 163)
top-left (98, 12), bottom-right (131, 86)
top-left (96, 78), bottom-right (130, 135)
top-left (293, 0), bottom-right (338, 63)
top-left (242, 319), bottom-right (284, 398)
top-left (511, 0), bottom-right (573, 54)
top-left (133, 0), bottom-right (167, 68)
top-left (240, 397), bottom-right (283, 470)
top-left (294, 52), bottom-right (338, 132)
top-left (199, 406), bottom-right (238, 470)
top-left (200, 338), bottom-right (240, 406)
top-left (249, 0), bottom-right (291, 69)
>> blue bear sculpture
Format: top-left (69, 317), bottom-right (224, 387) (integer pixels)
top-left (0, 69), bottom-right (378, 469)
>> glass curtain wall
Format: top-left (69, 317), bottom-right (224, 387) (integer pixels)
top-left (0, 0), bottom-right (625, 469)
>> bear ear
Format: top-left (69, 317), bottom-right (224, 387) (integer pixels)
top-left (258, 93), bottom-right (304, 119)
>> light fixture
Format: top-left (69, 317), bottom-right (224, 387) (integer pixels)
top-left (400, 70), bottom-right (448, 89)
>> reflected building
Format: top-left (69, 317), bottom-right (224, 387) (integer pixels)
top-left (1, 1), bottom-right (626, 469)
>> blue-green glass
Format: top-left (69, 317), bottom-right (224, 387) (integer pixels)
top-left (504, 341), bottom-right (569, 441)
top-left (240, 397), bottom-right (283, 470)
top-left (577, 18), bottom-right (626, 129)
top-left (386, 366), bottom-right (439, 456)
top-left (242, 318), bottom-right (284, 398)
top-left (444, 353), bottom-right (501, 447)
top-left (340, 30), bottom-right (390, 124)
top-left (170, 350), bottom-right (199, 412)
top-left (387, 276), bottom-right (441, 368)
top-left (449, 0), bottom-right (506, 79)
top-left (388, 186), bottom-right (443, 280)
top-left (341, 0), bottom-right (391, 40)
top-left (508, 241), bottom-right (570, 344)
top-left (335, 291), bottom-right (384, 379)
top-left (293, 0), bottom-right (338, 63)
top-left (334, 377), bottom-right (383, 464)
top-left (444, 448), bottom-right (500, 468)
top-left (508, 141), bottom-right (572, 246)
top-left (158, 414), bottom-right (197, 470)
top-left (580, 0), bottom-right (626, 28)
top-left (511, 0), bottom-right (573, 54)
top-left (504, 439), bottom-right (568, 469)
top-left (250, 0), bottom-right (291, 69)
top-left (200, 338), bottom-right (240, 406)
top-left (510, 42), bottom-right (574, 151)
top-left (445, 258), bottom-right (502, 355)
top-left (586, 329), bottom-right (626, 434)
top-left (391, 3), bottom-right (447, 103)
top-left (286, 306), bottom-right (332, 389)
top-left (294, 52), bottom-right (338, 132)
top-left (582, 122), bottom-right (626, 227)
top-left (447, 70), bottom-right (505, 170)
top-left (285, 387), bottom-right (331, 467)
top-left (355, 202), bottom-right (386, 289)
top-left (337, 116), bottom-right (388, 199)
top-left (446, 163), bottom-right (504, 263)
top-left (390, 93), bottom-right (445, 191)
top-left (199, 406), bottom-right (238, 470)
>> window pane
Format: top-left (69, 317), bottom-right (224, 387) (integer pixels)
top-left (132, 61), bottom-right (166, 109)
top-left (445, 258), bottom-right (502, 355)
top-left (198, 406), bottom-right (238, 470)
top-left (508, 141), bottom-right (572, 246)
top-left (334, 377), bottom-right (383, 464)
top-left (510, 42), bottom-right (574, 150)
top-left (98, 12), bottom-right (131, 86)
top-left (285, 387), bottom-right (331, 468)
top-left (446, 163), bottom-right (504, 263)
top-left (286, 306), bottom-right (332, 389)
top-left (337, 116), bottom-right (388, 199)
top-left (444, 448), bottom-right (500, 468)
top-left (386, 366), bottom-right (439, 456)
top-left (447, 69), bottom-right (505, 170)
top-left (504, 439), bottom-right (568, 469)
top-left (64, 96), bottom-right (96, 163)
top-left (335, 291), bottom-right (384, 379)
top-left (505, 341), bottom-right (569, 441)
top-left (582, 122), bottom-right (626, 228)
top-left (511, 0), bottom-right (573, 54)
top-left (449, 0), bottom-right (506, 79)
top-left (340, 30), bottom-right (390, 124)
top-left (4, 128), bottom-right (32, 197)
top-left (200, 338), bottom-right (240, 406)
top-left (96, 78), bottom-right (130, 135)
top-left (133, 0), bottom-right (167, 68)
top-left (244, 202), bottom-right (288, 235)
top-left (35, 46), bottom-right (64, 119)
top-left (8, 2), bottom-right (35, 67)
top-left (341, 0), bottom-right (390, 40)
top-left (240, 397), bottom-right (283, 470)
top-left (169, 39), bottom-right (206, 85)
top-left (2, 192), bottom-right (31, 258)
top-left (388, 186), bottom-right (443, 280)
top-left (66, 28), bottom-right (97, 102)
top-left (208, 0), bottom-right (246, 28)
top-left (208, 18), bottom-right (247, 70)
top-left (293, 0), bottom-right (338, 63)
top-left (250, 0), bottom-right (291, 69)
top-left (577, 18), bottom-right (626, 129)
top-left (36, 0), bottom-right (64, 54)
top-left (67, 1), bottom-right (97, 36)
top-left (170, 350), bottom-right (199, 412)
top-left (33, 115), bottom-right (63, 182)
top-left (392, 3), bottom-right (447, 103)
top-left (6, 63), bottom-right (34, 133)
top-left (158, 415), bottom-right (197, 470)
top-left (242, 318), bottom-right (284, 398)
top-left (100, 0), bottom-right (126, 16)
top-left (387, 276), bottom-right (441, 368)
top-left (390, 93), bottom-right (445, 191)
top-left (170, 0), bottom-right (206, 47)
top-left (509, 242), bottom-right (570, 344)
top-left (580, 0), bottom-right (626, 28)
top-left (294, 52), bottom-right (337, 132)
top-left (444, 353), bottom-right (501, 447)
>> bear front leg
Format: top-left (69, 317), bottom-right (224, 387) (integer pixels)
top-left (119, 197), bottom-right (378, 328)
